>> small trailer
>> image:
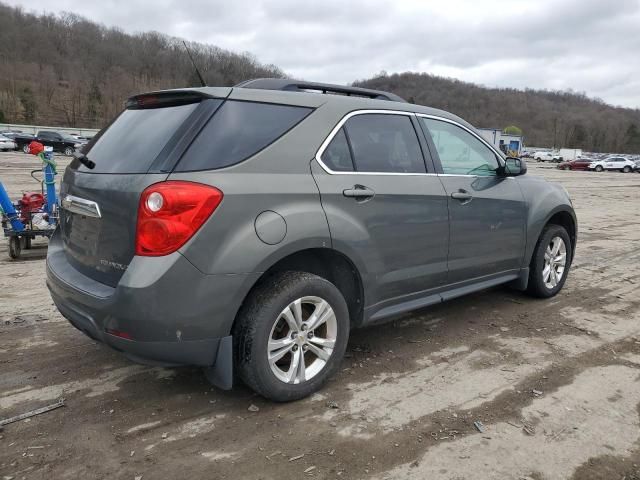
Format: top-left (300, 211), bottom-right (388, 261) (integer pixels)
top-left (1, 144), bottom-right (58, 259)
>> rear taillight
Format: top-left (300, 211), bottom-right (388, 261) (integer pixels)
top-left (135, 181), bottom-right (223, 256)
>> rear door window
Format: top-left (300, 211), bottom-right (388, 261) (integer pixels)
top-left (78, 102), bottom-right (200, 173)
top-left (344, 114), bottom-right (426, 173)
top-left (175, 100), bottom-right (312, 172)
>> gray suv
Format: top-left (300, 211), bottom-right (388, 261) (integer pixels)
top-left (46, 79), bottom-right (577, 401)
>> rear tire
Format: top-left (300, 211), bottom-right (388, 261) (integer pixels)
top-left (526, 225), bottom-right (572, 298)
top-left (233, 271), bottom-right (350, 402)
top-left (595, 165), bottom-right (604, 172)
top-left (22, 144), bottom-right (29, 154)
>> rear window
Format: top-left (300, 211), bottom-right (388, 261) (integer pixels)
top-left (78, 102), bottom-right (199, 173)
top-left (174, 100), bottom-right (312, 172)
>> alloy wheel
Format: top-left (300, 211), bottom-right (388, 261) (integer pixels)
top-left (542, 236), bottom-right (567, 289)
top-left (267, 296), bottom-right (337, 384)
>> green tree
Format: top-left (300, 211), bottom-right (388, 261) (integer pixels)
top-left (503, 125), bottom-right (523, 136)
top-left (86, 81), bottom-right (103, 127)
top-left (18, 87), bottom-right (37, 123)
top-left (624, 123), bottom-right (640, 153)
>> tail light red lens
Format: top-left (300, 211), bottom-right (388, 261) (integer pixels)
top-left (135, 181), bottom-right (223, 256)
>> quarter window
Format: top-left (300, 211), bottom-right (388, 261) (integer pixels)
top-left (421, 118), bottom-right (500, 176)
top-left (322, 128), bottom-right (354, 172)
top-left (343, 114), bottom-right (426, 173)
top-left (176, 100), bottom-right (312, 172)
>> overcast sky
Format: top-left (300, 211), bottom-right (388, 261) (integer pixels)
top-left (6, 0), bottom-right (640, 108)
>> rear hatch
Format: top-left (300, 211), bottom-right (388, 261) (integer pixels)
top-left (59, 89), bottom-right (228, 287)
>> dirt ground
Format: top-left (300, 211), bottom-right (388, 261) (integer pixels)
top-left (1, 151), bottom-right (640, 480)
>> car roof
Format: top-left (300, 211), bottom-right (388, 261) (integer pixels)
top-left (133, 78), bottom-right (478, 132)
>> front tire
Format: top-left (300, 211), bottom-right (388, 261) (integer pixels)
top-left (64, 146), bottom-right (74, 156)
top-left (526, 225), bottom-right (572, 298)
top-left (233, 271), bottom-right (350, 402)
top-left (22, 144), bottom-right (29, 154)
top-left (623, 166), bottom-right (631, 173)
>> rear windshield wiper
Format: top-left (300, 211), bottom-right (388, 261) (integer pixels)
top-left (73, 152), bottom-right (95, 169)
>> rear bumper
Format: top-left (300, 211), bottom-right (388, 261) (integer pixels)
top-left (46, 230), bottom-right (259, 371)
top-left (49, 287), bottom-right (223, 366)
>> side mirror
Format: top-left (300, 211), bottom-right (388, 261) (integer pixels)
top-left (503, 157), bottom-right (527, 176)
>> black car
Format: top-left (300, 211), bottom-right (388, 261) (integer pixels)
top-left (34, 131), bottom-right (83, 156)
top-left (12, 130), bottom-right (82, 156)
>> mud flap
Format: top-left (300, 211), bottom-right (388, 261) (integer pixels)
top-left (508, 267), bottom-right (530, 291)
top-left (204, 335), bottom-right (233, 390)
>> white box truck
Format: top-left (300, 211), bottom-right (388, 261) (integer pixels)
top-left (557, 148), bottom-right (582, 161)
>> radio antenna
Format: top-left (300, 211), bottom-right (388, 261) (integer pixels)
top-left (182, 40), bottom-right (207, 87)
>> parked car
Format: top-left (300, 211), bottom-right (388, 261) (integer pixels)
top-left (13, 130), bottom-right (83, 156)
top-left (46, 79), bottom-right (577, 401)
top-left (534, 151), bottom-right (562, 162)
top-left (0, 134), bottom-right (17, 151)
top-left (34, 131), bottom-right (84, 156)
top-left (557, 159), bottom-right (592, 171)
top-left (588, 156), bottom-right (636, 172)
top-left (1, 131), bottom-right (34, 149)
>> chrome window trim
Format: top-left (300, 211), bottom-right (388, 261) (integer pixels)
top-left (315, 109), bottom-right (506, 176)
top-left (315, 109), bottom-right (432, 176)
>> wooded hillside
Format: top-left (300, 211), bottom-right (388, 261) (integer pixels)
top-left (1, 2), bottom-right (639, 153)
top-left (356, 72), bottom-right (640, 153)
top-left (0, 2), bottom-right (283, 128)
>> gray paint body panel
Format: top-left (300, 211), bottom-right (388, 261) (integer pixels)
top-left (310, 160), bottom-right (450, 316)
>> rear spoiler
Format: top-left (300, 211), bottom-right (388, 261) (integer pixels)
top-left (126, 87), bottom-right (231, 109)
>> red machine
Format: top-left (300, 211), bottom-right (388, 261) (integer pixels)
top-left (18, 192), bottom-right (46, 223)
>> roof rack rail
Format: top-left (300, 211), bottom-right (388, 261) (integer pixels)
top-left (235, 78), bottom-right (406, 103)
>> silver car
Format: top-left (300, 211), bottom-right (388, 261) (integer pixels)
top-left (0, 134), bottom-right (16, 151)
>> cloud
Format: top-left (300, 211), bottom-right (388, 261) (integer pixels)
top-left (5, 0), bottom-right (640, 108)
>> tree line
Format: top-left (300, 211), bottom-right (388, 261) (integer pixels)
top-left (355, 72), bottom-right (640, 153)
top-left (0, 2), bottom-right (283, 128)
top-left (1, 2), bottom-right (639, 153)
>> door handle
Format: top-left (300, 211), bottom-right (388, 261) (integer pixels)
top-left (451, 190), bottom-right (473, 202)
top-left (343, 186), bottom-right (375, 199)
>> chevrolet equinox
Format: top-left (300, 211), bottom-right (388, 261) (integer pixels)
top-left (47, 79), bottom-right (577, 401)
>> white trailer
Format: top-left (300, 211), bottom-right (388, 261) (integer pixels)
top-left (557, 148), bottom-right (582, 161)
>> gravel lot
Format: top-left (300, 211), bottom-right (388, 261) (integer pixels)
top-left (1, 151), bottom-right (640, 479)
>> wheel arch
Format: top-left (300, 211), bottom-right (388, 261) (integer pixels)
top-left (234, 247), bottom-right (366, 330)
top-left (527, 207), bottom-right (577, 267)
